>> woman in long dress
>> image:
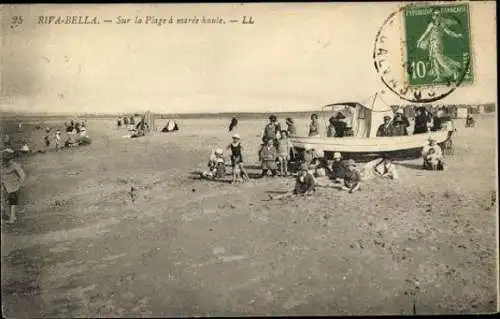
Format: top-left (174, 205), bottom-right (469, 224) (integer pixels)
top-left (417, 10), bottom-right (464, 82)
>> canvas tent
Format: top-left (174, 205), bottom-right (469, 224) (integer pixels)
top-left (135, 111), bottom-right (156, 133)
top-left (161, 120), bottom-right (179, 132)
top-left (339, 93), bottom-right (394, 138)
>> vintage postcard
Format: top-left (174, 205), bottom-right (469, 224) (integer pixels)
top-left (1, 2), bottom-right (497, 317)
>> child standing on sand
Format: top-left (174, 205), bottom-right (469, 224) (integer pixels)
top-left (259, 137), bottom-right (278, 177)
top-left (55, 129), bottom-right (62, 151)
top-left (277, 130), bottom-right (294, 177)
top-left (226, 134), bottom-right (249, 184)
top-left (1, 148), bottom-right (26, 224)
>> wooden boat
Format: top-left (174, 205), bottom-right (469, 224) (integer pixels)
top-left (290, 93), bottom-right (453, 161)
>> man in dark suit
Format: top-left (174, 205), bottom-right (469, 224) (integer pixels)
top-left (376, 115), bottom-right (393, 136)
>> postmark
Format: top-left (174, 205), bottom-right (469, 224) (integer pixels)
top-left (373, 3), bottom-right (472, 103)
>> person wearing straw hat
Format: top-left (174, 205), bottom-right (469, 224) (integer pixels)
top-left (332, 112), bottom-right (348, 137)
top-left (342, 159), bottom-right (361, 193)
top-left (391, 113), bottom-right (409, 136)
top-left (422, 136), bottom-right (445, 170)
top-left (1, 148), bottom-right (26, 224)
top-left (227, 133), bottom-right (249, 183)
top-left (269, 163), bottom-right (315, 200)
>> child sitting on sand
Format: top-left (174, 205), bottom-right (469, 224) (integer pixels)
top-left (260, 138), bottom-right (278, 177)
top-left (202, 148), bottom-right (226, 180)
top-left (226, 134), bottom-right (249, 184)
top-left (1, 148), bottom-right (26, 224)
top-left (330, 152), bottom-right (346, 183)
top-left (270, 164), bottom-right (315, 199)
top-left (342, 159), bottom-right (361, 193)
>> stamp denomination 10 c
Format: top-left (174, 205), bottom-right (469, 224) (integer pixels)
top-left (403, 3), bottom-right (473, 87)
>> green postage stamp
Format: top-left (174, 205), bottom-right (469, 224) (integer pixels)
top-left (403, 3), bottom-right (473, 87)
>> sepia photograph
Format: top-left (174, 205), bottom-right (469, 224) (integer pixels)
top-left (1, 2), bottom-right (498, 317)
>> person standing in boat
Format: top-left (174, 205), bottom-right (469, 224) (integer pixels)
top-left (332, 113), bottom-right (348, 137)
top-left (390, 113), bottom-right (409, 136)
top-left (285, 118), bottom-right (297, 137)
top-left (308, 114), bottom-right (320, 137)
top-left (413, 107), bottom-right (429, 134)
top-left (327, 116), bottom-right (336, 137)
top-left (376, 115), bottom-right (394, 137)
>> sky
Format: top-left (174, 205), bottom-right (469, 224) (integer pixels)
top-left (0, 2), bottom-right (497, 114)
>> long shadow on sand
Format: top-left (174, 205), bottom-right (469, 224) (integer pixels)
top-left (395, 162), bottom-right (425, 170)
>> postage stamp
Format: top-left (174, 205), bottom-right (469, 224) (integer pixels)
top-left (373, 3), bottom-right (472, 103)
top-left (403, 3), bottom-right (473, 87)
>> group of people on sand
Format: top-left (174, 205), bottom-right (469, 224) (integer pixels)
top-left (116, 115), bottom-right (136, 129)
top-left (201, 111), bottom-right (450, 199)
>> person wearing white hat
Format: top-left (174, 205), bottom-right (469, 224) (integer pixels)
top-left (226, 133), bottom-right (249, 183)
top-left (203, 147), bottom-right (226, 179)
top-left (422, 136), bottom-right (445, 170)
top-left (1, 148), bottom-right (26, 224)
top-left (330, 152), bottom-right (346, 183)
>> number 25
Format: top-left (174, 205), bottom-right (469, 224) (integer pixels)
top-left (11, 16), bottom-right (23, 25)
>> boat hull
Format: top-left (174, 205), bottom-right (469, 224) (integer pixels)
top-left (290, 131), bottom-right (451, 161)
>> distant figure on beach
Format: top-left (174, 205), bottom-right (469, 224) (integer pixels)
top-left (465, 114), bottom-right (475, 128)
top-left (117, 117), bottom-right (122, 128)
top-left (1, 148), bottom-right (26, 224)
top-left (55, 129), bottom-right (62, 151)
top-left (228, 117), bottom-right (238, 132)
top-left (44, 127), bottom-right (51, 148)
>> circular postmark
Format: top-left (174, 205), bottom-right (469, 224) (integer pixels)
top-left (373, 3), bottom-right (472, 103)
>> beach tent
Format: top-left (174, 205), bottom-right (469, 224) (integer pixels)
top-left (348, 93), bottom-right (394, 138)
top-left (456, 107), bottom-right (468, 119)
top-left (161, 119), bottom-right (179, 132)
top-left (135, 111), bottom-right (156, 133)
